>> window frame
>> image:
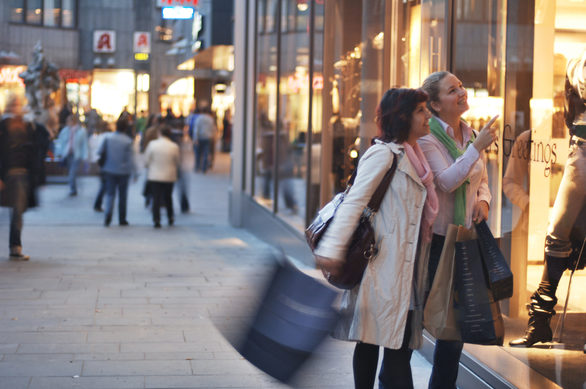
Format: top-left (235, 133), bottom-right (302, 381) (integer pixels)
top-left (10, 0), bottom-right (77, 29)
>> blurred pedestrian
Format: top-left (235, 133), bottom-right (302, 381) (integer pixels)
top-left (169, 127), bottom-right (190, 213)
top-left (91, 129), bottom-right (109, 212)
top-left (135, 110), bottom-right (148, 140)
top-left (141, 115), bottom-right (163, 208)
top-left (144, 126), bottom-right (180, 228)
top-left (98, 114), bottom-right (136, 226)
top-left (58, 102), bottom-right (72, 131)
top-left (315, 88), bottom-right (437, 388)
top-left (54, 114), bottom-right (89, 196)
top-left (193, 106), bottom-right (217, 173)
top-left (221, 109), bottom-right (232, 152)
top-left (0, 94), bottom-right (43, 260)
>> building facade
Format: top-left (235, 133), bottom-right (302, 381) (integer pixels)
top-left (231, 1), bottom-right (584, 387)
top-left (0, 0), bottom-right (197, 121)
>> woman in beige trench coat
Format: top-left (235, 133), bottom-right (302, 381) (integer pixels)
top-left (315, 88), bottom-right (439, 389)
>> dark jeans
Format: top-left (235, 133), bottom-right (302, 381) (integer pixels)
top-left (6, 172), bottom-right (29, 250)
top-left (428, 233), bottom-right (463, 389)
top-left (195, 139), bottom-right (211, 173)
top-left (353, 312), bottom-right (414, 389)
top-left (104, 173), bottom-right (130, 224)
top-left (151, 181), bottom-right (174, 224)
top-left (93, 172), bottom-right (106, 209)
top-left (67, 155), bottom-right (80, 194)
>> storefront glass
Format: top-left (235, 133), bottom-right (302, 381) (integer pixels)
top-left (0, 65), bottom-right (26, 113)
top-left (321, 0), bottom-right (386, 202)
top-left (254, 0), bottom-right (279, 210)
top-left (307, 1), bottom-right (325, 222)
top-left (90, 69), bottom-right (135, 122)
top-left (275, 0), bottom-right (312, 228)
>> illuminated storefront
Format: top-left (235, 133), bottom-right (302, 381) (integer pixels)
top-left (0, 65), bottom-right (26, 112)
top-left (90, 69), bottom-right (136, 122)
top-left (160, 76), bottom-right (194, 117)
top-left (232, 0), bottom-right (585, 387)
top-left (59, 69), bottom-right (91, 114)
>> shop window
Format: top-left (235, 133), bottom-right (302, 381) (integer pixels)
top-left (321, 0), bottom-right (385, 200)
top-left (11, 0), bottom-right (76, 28)
top-left (253, 0), bottom-right (279, 210)
top-left (275, 0), bottom-right (312, 227)
top-left (308, 1), bottom-right (325, 222)
top-left (10, 0), bottom-right (25, 23)
top-left (26, 0), bottom-right (42, 25)
top-left (43, 0), bottom-right (61, 27)
top-left (61, 0), bottom-right (75, 28)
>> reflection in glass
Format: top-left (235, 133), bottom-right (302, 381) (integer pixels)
top-left (276, 0), bottom-right (312, 226)
top-left (254, 0), bottom-right (278, 210)
top-left (322, 0), bottom-right (385, 199)
top-left (10, 0), bottom-right (25, 23)
top-left (43, 0), bottom-right (61, 27)
top-left (61, 0), bottom-right (75, 27)
top-left (26, 0), bottom-right (42, 25)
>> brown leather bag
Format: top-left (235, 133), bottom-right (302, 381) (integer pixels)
top-left (306, 153), bottom-right (397, 289)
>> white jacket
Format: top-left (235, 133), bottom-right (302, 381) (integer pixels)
top-left (144, 137), bottom-right (180, 182)
top-left (315, 141), bottom-right (430, 350)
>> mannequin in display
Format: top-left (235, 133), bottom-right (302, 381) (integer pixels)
top-left (510, 52), bottom-right (586, 348)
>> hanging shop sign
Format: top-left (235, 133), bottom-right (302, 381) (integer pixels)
top-left (162, 6), bottom-right (195, 19)
top-left (134, 32), bottom-right (151, 54)
top-left (93, 30), bottom-right (116, 53)
top-left (156, 0), bottom-right (198, 7)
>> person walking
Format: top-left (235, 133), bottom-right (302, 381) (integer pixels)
top-left (419, 71), bottom-right (498, 389)
top-left (91, 128), bottom-right (109, 212)
top-left (55, 114), bottom-right (89, 196)
top-left (144, 126), bottom-right (180, 228)
top-left (0, 94), bottom-right (43, 260)
top-left (315, 88), bottom-right (438, 389)
top-left (98, 114), bottom-right (136, 227)
top-left (193, 106), bottom-right (217, 174)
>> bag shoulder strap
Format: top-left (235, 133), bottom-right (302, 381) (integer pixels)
top-left (367, 153), bottom-right (398, 212)
top-left (345, 149), bottom-right (398, 212)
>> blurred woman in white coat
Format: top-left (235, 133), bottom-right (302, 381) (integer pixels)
top-left (144, 126), bottom-right (180, 228)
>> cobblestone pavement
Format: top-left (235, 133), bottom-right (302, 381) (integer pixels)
top-left (0, 152), bottom-right (431, 389)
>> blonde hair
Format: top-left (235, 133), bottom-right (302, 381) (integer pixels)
top-left (421, 71), bottom-right (451, 116)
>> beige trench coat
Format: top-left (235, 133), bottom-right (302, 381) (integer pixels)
top-left (315, 141), bottom-right (430, 350)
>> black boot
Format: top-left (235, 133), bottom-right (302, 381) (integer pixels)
top-left (509, 292), bottom-right (557, 347)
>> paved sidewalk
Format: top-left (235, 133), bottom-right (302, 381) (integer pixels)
top-left (0, 153), bottom-right (432, 389)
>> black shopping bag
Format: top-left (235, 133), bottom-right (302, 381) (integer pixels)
top-left (454, 238), bottom-right (504, 346)
top-left (475, 221), bottom-right (514, 301)
top-left (237, 260), bottom-right (340, 383)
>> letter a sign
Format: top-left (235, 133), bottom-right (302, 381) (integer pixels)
top-left (134, 32), bottom-right (151, 54)
top-left (93, 30), bottom-right (116, 53)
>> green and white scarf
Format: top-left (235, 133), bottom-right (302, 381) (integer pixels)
top-left (429, 116), bottom-right (475, 226)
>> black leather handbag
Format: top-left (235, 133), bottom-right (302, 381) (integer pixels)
top-left (306, 153), bottom-right (397, 289)
top-left (474, 220), bottom-right (514, 301)
top-left (454, 235), bottom-right (505, 345)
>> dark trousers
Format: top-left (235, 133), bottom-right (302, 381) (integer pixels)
top-left (104, 173), bottom-right (129, 224)
top-left (428, 233), bottom-right (463, 389)
top-left (93, 172), bottom-right (106, 209)
top-left (151, 181), bottom-right (174, 224)
top-left (195, 139), bottom-right (211, 173)
top-left (6, 172), bottom-right (29, 250)
top-left (353, 312), bottom-right (414, 389)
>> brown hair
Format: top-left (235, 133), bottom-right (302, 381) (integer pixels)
top-left (375, 88), bottom-right (428, 143)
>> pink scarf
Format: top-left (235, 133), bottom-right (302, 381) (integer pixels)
top-left (403, 142), bottom-right (439, 243)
